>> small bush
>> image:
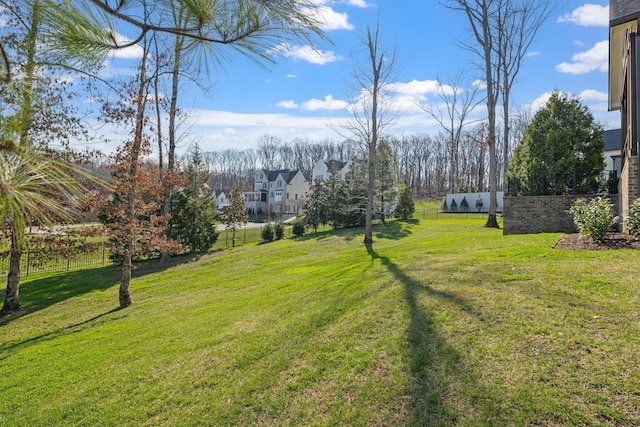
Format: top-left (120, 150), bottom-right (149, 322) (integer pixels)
top-left (568, 196), bottom-right (618, 244)
top-left (292, 221), bottom-right (305, 237)
top-left (626, 198), bottom-right (640, 238)
top-left (261, 223), bottom-right (274, 242)
top-left (441, 198), bottom-right (448, 212)
top-left (274, 222), bottom-right (285, 240)
top-left (450, 199), bottom-right (458, 212)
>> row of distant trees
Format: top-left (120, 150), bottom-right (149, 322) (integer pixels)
top-left (203, 120), bottom-right (527, 199)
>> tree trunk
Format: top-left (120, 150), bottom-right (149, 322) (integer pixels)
top-left (18, 0), bottom-right (40, 147)
top-left (485, 139), bottom-right (500, 228)
top-left (118, 37), bottom-right (148, 307)
top-left (2, 234), bottom-right (23, 313)
top-left (119, 242), bottom-right (133, 308)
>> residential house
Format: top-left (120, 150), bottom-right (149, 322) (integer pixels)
top-left (254, 169), bottom-right (310, 216)
top-left (609, 1), bottom-right (640, 230)
top-left (213, 189), bottom-right (230, 213)
top-left (311, 159), bottom-right (351, 182)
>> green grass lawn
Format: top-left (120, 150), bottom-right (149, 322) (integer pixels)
top-left (2, 206), bottom-right (640, 426)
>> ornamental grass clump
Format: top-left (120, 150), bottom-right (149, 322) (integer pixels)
top-left (626, 198), bottom-right (640, 238)
top-left (568, 196), bottom-right (618, 244)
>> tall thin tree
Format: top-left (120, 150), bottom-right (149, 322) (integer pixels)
top-left (338, 23), bottom-right (398, 246)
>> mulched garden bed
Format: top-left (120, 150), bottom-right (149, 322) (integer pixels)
top-left (554, 232), bottom-right (640, 250)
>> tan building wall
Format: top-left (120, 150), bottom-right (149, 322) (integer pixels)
top-left (620, 156), bottom-right (639, 232)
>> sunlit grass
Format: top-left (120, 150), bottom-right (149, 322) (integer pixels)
top-left (1, 203), bottom-right (639, 426)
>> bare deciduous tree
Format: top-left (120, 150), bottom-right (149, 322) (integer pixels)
top-left (444, 0), bottom-right (556, 228)
top-left (338, 23), bottom-right (398, 247)
top-left (420, 74), bottom-right (483, 193)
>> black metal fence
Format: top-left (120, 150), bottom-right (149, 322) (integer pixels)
top-left (506, 170), bottom-right (618, 196)
top-left (0, 243), bottom-right (110, 277)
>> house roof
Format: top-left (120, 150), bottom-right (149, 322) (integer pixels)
top-left (325, 160), bottom-right (348, 174)
top-left (213, 189), bottom-right (230, 197)
top-left (604, 128), bottom-right (622, 152)
top-left (261, 169), bottom-right (305, 184)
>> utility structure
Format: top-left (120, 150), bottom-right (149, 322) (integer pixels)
top-left (610, 1), bottom-right (640, 231)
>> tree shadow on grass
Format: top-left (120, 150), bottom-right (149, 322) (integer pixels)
top-left (0, 265), bottom-right (121, 326)
top-left (0, 252), bottom-right (202, 325)
top-left (366, 245), bottom-right (480, 425)
top-left (374, 220), bottom-right (414, 240)
top-left (0, 306), bottom-right (127, 359)
top-left (295, 219), bottom-right (414, 243)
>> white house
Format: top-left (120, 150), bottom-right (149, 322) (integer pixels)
top-left (311, 159), bottom-right (351, 182)
top-left (213, 189), bottom-right (230, 213)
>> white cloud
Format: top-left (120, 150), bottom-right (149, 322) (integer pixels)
top-left (472, 79), bottom-right (487, 90)
top-left (386, 79), bottom-right (451, 96)
top-left (578, 89), bottom-right (607, 102)
top-left (277, 100), bottom-right (299, 109)
top-left (310, 6), bottom-right (354, 31)
top-left (387, 94), bottom-right (426, 113)
top-left (286, 73), bottom-right (300, 78)
top-left (526, 92), bottom-right (553, 112)
top-left (556, 40), bottom-right (608, 74)
top-left (108, 33), bottom-right (145, 59)
top-left (268, 43), bottom-right (344, 64)
top-left (557, 4), bottom-right (609, 27)
top-left (343, 0), bottom-right (372, 8)
top-left (184, 109), bottom-right (343, 151)
top-left (302, 94), bottom-right (349, 111)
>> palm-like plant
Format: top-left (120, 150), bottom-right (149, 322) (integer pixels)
top-left (0, 142), bottom-right (92, 313)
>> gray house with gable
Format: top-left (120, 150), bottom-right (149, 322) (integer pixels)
top-left (253, 169), bottom-right (310, 217)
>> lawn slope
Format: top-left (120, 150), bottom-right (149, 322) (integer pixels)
top-left (1, 213), bottom-right (640, 426)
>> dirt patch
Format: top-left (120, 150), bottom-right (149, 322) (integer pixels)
top-left (554, 232), bottom-right (640, 250)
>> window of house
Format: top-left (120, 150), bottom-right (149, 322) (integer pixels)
top-left (287, 193), bottom-right (289, 199)
top-left (277, 179), bottom-right (283, 187)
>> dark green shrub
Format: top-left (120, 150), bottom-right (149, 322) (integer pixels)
top-left (450, 199), bottom-right (458, 212)
top-left (274, 222), bottom-right (285, 240)
top-left (261, 223), bottom-right (274, 242)
top-left (292, 220), bottom-right (305, 237)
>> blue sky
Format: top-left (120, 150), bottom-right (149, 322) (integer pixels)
top-left (98, 0), bottom-right (614, 155)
